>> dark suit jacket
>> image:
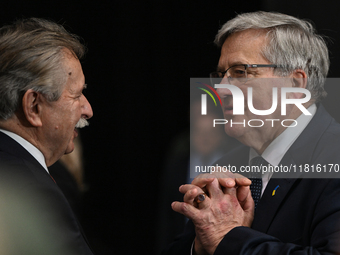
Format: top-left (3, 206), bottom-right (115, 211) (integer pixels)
top-left (0, 131), bottom-right (93, 255)
top-left (163, 105), bottom-right (340, 254)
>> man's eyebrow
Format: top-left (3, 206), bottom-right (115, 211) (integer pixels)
top-left (217, 61), bottom-right (246, 71)
top-left (216, 65), bottom-right (225, 72)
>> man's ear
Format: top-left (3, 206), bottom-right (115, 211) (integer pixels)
top-left (287, 69), bottom-right (309, 100)
top-left (22, 89), bottom-right (43, 127)
top-left (292, 69), bottom-right (307, 89)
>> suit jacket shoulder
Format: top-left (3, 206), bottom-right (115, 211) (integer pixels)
top-left (0, 132), bottom-right (94, 255)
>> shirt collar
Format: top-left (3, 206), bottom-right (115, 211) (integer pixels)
top-left (0, 129), bottom-right (49, 173)
top-left (249, 103), bottom-right (317, 166)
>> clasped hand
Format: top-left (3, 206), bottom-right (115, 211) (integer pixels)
top-left (172, 172), bottom-right (255, 255)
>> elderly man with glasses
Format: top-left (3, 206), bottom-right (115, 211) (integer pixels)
top-left (164, 11), bottom-right (340, 255)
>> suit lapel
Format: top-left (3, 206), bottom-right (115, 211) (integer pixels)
top-left (252, 178), bottom-right (297, 232)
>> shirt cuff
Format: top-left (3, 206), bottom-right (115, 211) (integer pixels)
top-left (190, 240), bottom-right (194, 255)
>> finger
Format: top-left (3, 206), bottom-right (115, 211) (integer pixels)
top-left (237, 185), bottom-right (251, 207)
top-left (171, 201), bottom-right (200, 219)
top-left (235, 175), bottom-right (252, 186)
top-left (237, 188), bottom-right (255, 227)
top-left (179, 184), bottom-right (204, 195)
top-left (217, 173), bottom-right (251, 188)
top-left (205, 178), bottom-right (233, 198)
top-left (217, 178), bottom-right (236, 189)
top-left (201, 172), bottom-right (250, 189)
top-left (223, 185), bottom-right (237, 196)
top-left (211, 178), bottom-right (239, 197)
top-left (243, 192), bottom-right (255, 213)
top-left (193, 172), bottom-right (238, 192)
top-left (184, 189), bottom-right (211, 209)
top-left (183, 187), bottom-right (200, 204)
top-left (191, 174), bottom-right (214, 188)
top-left (194, 192), bottom-right (211, 209)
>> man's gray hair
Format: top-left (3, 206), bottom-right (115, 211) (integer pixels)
top-left (0, 18), bottom-right (86, 120)
top-left (215, 11), bottom-right (329, 102)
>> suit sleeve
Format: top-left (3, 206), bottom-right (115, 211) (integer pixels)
top-left (214, 179), bottom-right (340, 255)
top-left (161, 220), bottom-right (196, 255)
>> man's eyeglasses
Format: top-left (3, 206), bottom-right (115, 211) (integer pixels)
top-left (210, 64), bottom-right (279, 85)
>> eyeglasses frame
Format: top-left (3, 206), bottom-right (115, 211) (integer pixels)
top-left (210, 64), bottom-right (279, 82)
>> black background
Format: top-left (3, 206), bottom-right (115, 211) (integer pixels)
top-left (2, 1), bottom-right (340, 254)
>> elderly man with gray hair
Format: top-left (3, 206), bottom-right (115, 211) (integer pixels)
top-left (0, 18), bottom-right (93, 254)
top-left (164, 11), bottom-right (340, 255)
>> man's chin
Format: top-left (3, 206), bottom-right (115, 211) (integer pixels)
top-left (64, 130), bottom-right (78, 155)
top-left (224, 125), bottom-right (245, 139)
top-left (64, 142), bottom-right (75, 155)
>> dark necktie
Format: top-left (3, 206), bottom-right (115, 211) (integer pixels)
top-left (249, 156), bottom-right (267, 209)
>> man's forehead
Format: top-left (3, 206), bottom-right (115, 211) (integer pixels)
top-left (222, 29), bottom-right (267, 52)
top-left (218, 29), bottom-right (268, 68)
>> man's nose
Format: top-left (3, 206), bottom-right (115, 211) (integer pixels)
top-left (81, 95), bottom-right (93, 119)
top-left (216, 77), bottom-right (233, 98)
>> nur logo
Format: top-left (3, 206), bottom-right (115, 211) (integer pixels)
top-left (198, 83), bottom-right (313, 128)
top-left (197, 82), bottom-right (222, 115)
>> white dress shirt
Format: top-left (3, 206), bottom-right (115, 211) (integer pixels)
top-left (249, 104), bottom-right (317, 195)
top-left (0, 128), bottom-right (49, 173)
